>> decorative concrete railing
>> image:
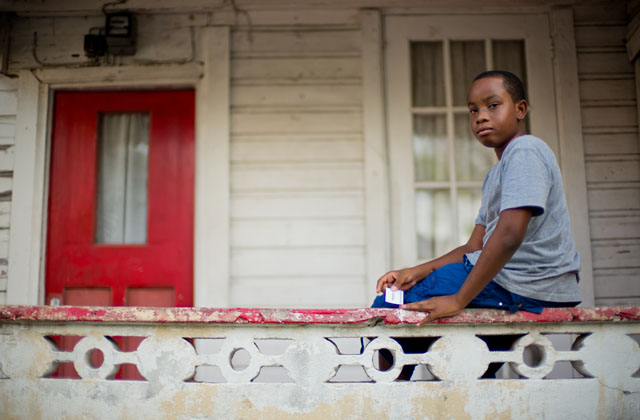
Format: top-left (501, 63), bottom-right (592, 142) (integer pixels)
top-left (1, 306), bottom-right (640, 419)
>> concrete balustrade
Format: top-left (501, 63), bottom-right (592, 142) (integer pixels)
top-left (1, 306), bottom-right (639, 419)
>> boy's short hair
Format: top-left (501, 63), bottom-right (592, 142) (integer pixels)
top-left (473, 70), bottom-right (526, 103)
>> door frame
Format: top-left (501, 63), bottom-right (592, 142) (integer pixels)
top-left (8, 26), bottom-right (231, 308)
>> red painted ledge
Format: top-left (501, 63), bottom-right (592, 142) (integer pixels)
top-left (1, 305), bottom-right (639, 325)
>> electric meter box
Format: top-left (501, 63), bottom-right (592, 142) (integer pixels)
top-left (105, 12), bottom-right (136, 55)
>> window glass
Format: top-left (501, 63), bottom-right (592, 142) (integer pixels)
top-left (413, 114), bottom-right (448, 182)
top-left (416, 189), bottom-right (452, 259)
top-left (411, 42), bottom-right (445, 107)
top-left (451, 41), bottom-right (486, 106)
top-left (95, 113), bottom-right (149, 244)
top-left (453, 114), bottom-right (495, 181)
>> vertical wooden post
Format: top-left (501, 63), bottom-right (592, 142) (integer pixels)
top-left (550, 7), bottom-right (595, 306)
top-left (195, 26), bottom-right (231, 308)
top-left (8, 70), bottom-right (47, 305)
top-left (361, 10), bottom-right (390, 299)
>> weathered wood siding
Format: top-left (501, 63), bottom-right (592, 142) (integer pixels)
top-left (229, 14), bottom-right (367, 307)
top-left (0, 76), bottom-right (16, 305)
top-left (575, 3), bottom-right (640, 306)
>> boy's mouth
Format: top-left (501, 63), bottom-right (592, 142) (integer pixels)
top-left (476, 127), bottom-right (493, 136)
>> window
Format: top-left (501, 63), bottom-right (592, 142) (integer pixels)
top-left (385, 15), bottom-right (560, 266)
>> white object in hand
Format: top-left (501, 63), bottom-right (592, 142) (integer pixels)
top-left (385, 287), bottom-right (404, 305)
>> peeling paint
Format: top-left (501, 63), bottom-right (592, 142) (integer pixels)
top-left (1, 305), bottom-right (639, 326)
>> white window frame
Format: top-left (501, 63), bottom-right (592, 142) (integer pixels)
top-left (7, 27), bottom-right (231, 307)
top-left (385, 12), bottom-right (595, 305)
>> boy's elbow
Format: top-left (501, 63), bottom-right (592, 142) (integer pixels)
top-left (500, 229), bottom-right (524, 253)
top-left (496, 209), bottom-right (531, 252)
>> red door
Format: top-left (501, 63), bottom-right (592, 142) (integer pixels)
top-left (45, 90), bottom-right (194, 309)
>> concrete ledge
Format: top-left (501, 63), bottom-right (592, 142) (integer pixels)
top-left (1, 305), bottom-right (639, 325)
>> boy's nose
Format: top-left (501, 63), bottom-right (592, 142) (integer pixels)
top-left (475, 112), bottom-right (489, 124)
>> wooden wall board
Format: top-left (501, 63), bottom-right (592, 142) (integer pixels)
top-left (231, 219), bottom-right (364, 247)
top-left (230, 276), bottom-right (366, 308)
top-left (231, 247), bottom-right (366, 277)
top-left (583, 132), bottom-right (639, 155)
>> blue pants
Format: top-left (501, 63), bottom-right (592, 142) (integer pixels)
top-left (371, 258), bottom-right (579, 313)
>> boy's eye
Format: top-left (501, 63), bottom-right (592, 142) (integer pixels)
top-left (488, 103), bottom-right (499, 109)
top-left (469, 108), bottom-right (478, 114)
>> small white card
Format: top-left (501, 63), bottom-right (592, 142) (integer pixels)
top-left (385, 287), bottom-right (404, 305)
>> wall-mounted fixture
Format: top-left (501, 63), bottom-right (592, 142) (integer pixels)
top-left (105, 12), bottom-right (136, 55)
top-left (83, 11), bottom-right (136, 58)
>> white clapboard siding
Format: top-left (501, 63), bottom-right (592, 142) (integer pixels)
top-left (0, 228), bottom-right (8, 260)
top-left (0, 117), bottom-right (16, 145)
top-left (229, 24), bottom-right (365, 308)
top-left (590, 212), bottom-right (640, 240)
top-left (231, 111), bottom-right (362, 135)
top-left (587, 187), bottom-right (640, 211)
top-left (231, 247), bottom-right (365, 277)
top-left (575, 2), bottom-right (640, 305)
top-left (231, 137), bottom-right (363, 163)
top-left (579, 79), bottom-right (636, 102)
top-left (231, 29), bottom-right (360, 56)
top-left (580, 106), bottom-right (637, 128)
top-left (232, 57), bottom-right (361, 81)
top-left (583, 132), bottom-right (639, 155)
top-left (586, 158), bottom-right (640, 183)
top-left (231, 163), bottom-right (363, 191)
top-left (0, 202), bottom-right (10, 230)
top-left (0, 92), bottom-right (17, 116)
top-left (230, 276), bottom-right (366, 308)
top-left (577, 52), bottom-right (635, 75)
top-left (591, 239), bottom-right (640, 269)
top-left (232, 84), bottom-right (361, 106)
top-left (231, 219), bottom-right (364, 248)
top-left (231, 191), bottom-right (363, 219)
top-left (594, 268), bottom-right (640, 297)
top-left (0, 147), bottom-right (14, 172)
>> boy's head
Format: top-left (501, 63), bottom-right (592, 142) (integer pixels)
top-left (467, 70), bottom-right (528, 158)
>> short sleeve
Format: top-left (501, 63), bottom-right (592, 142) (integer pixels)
top-left (500, 147), bottom-right (551, 216)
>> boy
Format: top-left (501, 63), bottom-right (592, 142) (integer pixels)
top-left (372, 70), bottom-right (581, 325)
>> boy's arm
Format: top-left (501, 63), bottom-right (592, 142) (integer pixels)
top-left (375, 224), bottom-right (485, 294)
top-left (402, 208), bottom-right (532, 325)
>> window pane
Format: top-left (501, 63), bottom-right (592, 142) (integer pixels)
top-left (411, 42), bottom-right (445, 107)
top-left (457, 188), bottom-right (483, 246)
top-left (451, 41), bottom-right (486, 106)
top-left (95, 113), bottom-right (149, 244)
top-left (492, 40), bottom-right (527, 86)
top-left (453, 114), bottom-right (495, 181)
top-left (413, 114), bottom-right (448, 182)
top-left (416, 189), bottom-right (451, 260)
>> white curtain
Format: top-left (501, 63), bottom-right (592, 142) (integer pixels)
top-left (95, 113), bottom-right (149, 244)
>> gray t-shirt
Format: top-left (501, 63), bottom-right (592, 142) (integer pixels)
top-left (465, 135), bottom-right (581, 302)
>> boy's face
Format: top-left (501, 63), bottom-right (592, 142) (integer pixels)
top-left (467, 76), bottom-right (527, 158)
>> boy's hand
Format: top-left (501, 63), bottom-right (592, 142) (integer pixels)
top-left (375, 268), bottom-right (420, 294)
top-left (401, 295), bottom-right (464, 326)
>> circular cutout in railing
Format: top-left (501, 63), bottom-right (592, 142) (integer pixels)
top-left (85, 348), bottom-right (104, 369)
top-left (523, 344), bottom-right (545, 368)
top-left (373, 348), bottom-right (394, 372)
top-left (230, 348), bottom-right (251, 372)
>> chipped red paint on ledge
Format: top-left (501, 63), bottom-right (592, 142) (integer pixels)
top-left (1, 305), bottom-right (639, 325)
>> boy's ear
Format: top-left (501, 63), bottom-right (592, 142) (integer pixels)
top-left (515, 99), bottom-right (528, 121)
